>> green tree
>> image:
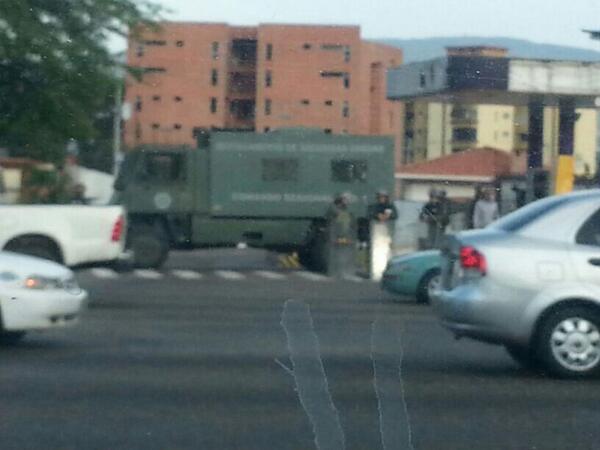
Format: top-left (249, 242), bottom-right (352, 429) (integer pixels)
top-left (0, 0), bottom-right (160, 163)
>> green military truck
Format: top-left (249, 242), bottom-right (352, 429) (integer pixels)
top-left (113, 129), bottom-right (395, 270)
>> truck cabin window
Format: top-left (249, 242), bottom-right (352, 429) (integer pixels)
top-left (261, 158), bottom-right (299, 182)
top-left (331, 159), bottom-right (367, 183)
top-left (143, 153), bottom-right (184, 183)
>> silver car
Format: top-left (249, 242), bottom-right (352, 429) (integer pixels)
top-left (433, 189), bottom-right (600, 378)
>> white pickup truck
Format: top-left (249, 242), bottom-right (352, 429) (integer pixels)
top-left (0, 205), bottom-right (126, 266)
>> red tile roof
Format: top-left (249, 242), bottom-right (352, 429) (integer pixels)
top-left (399, 147), bottom-right (525, 178)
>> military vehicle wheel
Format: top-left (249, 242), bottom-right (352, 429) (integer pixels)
top-left (130, 225), bottom-right (169, 269)
top-left (300, 231), bottom-right (328, 273)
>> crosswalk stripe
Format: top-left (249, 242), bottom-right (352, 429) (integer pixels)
top-left (89, 268), bottom-right (119, 279)
top-left (214, 270), bottom-right (246, 280)
top-left (254, 270), bottom-right (286, 280)
top-left (134, 269), bottom-right (163, 279)
top-left (295, 272), bottom-right (331, 282)
top-left (171, 270), bottom-right (203, 280)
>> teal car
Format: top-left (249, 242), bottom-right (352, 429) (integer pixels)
top-left (381, 250), bottom-right (441, 303)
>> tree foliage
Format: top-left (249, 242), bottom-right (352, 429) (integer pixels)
top-left (0, 0), bottom-right (160, 163)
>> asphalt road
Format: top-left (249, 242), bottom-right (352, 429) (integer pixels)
top-left (1, 249), bottom-right (600, 450)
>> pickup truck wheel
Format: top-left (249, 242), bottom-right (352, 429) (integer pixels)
top-left (536, 306), bottom-right (600, 378)
top-left (0, 331), bottom-right (26, 345)
top-left (5, 237), bottom-right (61, 263)
top-left (130, 226), bottom-right (169, 269)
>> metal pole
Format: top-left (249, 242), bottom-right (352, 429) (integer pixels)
top-left (112, 81), bottom-right (123, 175)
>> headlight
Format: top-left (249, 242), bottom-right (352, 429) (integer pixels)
top-left (24, 275), bottom-right (73, 290)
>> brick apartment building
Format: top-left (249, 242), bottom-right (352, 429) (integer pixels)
top-left (123, 22), bottom-right (404, 167)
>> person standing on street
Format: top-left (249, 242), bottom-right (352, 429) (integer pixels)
top-left (420, 189), bottom-right (450, 249)
top-left (368, 190), bottom-right (398, 280)
top-left (325, 193), bottom-right (356, 277)
top-left (473, 188), bottom-right (499, 229)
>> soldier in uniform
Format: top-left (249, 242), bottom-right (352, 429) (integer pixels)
top-left (368, 190), bottom-right (398, 280)
top-left (325, 193), bottom-right (356, 277)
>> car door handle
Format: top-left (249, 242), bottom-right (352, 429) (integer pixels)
top-left (588, 258), bottom-right (600, 266)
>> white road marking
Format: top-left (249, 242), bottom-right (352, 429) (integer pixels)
top-left (254, 270), bottom-right (286, 280)
top-left (214, 270), bottom-right (246, 280)
top-left (171, 270), bottom-right (203, 280)
top-left (280, 300), bottom-right (346, 450)
top-left (89, 268), bottom-right (119, 279)
top-left (371, 315), bottom-right (414, 450)
top-left (294, 272), bottom-right (331, 282)
top-left (134, 269), bottom-right (164, 279)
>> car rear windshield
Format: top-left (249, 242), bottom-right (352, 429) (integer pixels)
top-left (490, 195), bottom-right (573, 232)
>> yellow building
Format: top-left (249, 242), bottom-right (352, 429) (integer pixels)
top-left (404, 101), bottom-right (598, 177)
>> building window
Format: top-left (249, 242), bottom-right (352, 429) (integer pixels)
top-left (210, 98), bottom-right (217, 114)
top-left (212, 42), bottom-right (219, 60)
top-left (266, 43), bottom-right (273, 61)
top-left (135, 123), bottom-right (142, 139)
top-left (343, 74), bottom-right (350, 89)
top-left (320, 71), bottom-right (344, 78)
top-left (176, 40), bottom-right (184, 47)
top-left (174, 124), bottom-right (182, 130)
top-left (325, 100), bottom-right (333, 106)
top-left (142, 67), bottom-right (166, 74)
top-left (331, 160), bottom-right (367, 183)
top-left (342, 101), bottom-right (349, 118)
top-left (265, 70), bottom-right (272, 87)
top-left (152, 95), bottom-right (161, 101)
top-left (301, 99), bottom-right (310, 105)
top-left (344, 46), bottom-right (351, 62)
top-left (151, 123), bottom-right (160, 130)
top-left (135, 96), bottom-right (142, 112)
top-left (303, 43), bottom-right (312, 50)
top-left (419, 71), bottom-right (426, 88)
top-left (321, 44), bottom-right (344, 50)
top-left (144, 40), bottom-right (166, 46)
top-left (174, 96), bottom-right (183, 102)
top-left (211, 69), bottom-right (218, 86)
top-left (262, 158), bottom-right (298, 182)
top-left (324, 128), bottom-right (332, 134)
top-left (265, 99), bottom-right (272, 116)
top-left (452, 127), bottom-right (477, 142)
top-left (136, 44), bottom-right (144, 57)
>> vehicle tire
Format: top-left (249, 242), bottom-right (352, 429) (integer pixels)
top-left (535, 306), bottom-right (600, 378)
top-left (505, 344), bottom-right (538, 370)
top-left (5, 236), bottom-right (61, 263)
top-left (0, 331), bottom-right (26, 345)
top-left (299, 230), bottom-right (328, 273)
top-left (129, 225), bottom-right (169, 269)
top-left (416, 269), bottom-right (441, 304)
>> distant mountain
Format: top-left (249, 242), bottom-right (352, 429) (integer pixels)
top-left (377, 36), bottom-right (600, 63)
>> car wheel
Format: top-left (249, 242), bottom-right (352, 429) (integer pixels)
top-left (536, 306), bottom-right (600, 378)
top-left (130, 225), bottom-right (169, 269)
top-left (0, 331), bottom-right (26, 345)
top-left (416, 269), bottom-right (441, 304)
top-left (504, 344), bottom-right (538, 370)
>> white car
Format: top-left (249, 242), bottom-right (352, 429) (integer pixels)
top-left (0, 251), bottom-right (87, 343)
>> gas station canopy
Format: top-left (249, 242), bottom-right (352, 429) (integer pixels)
top-left (387, 53), bottom-right (600, 108)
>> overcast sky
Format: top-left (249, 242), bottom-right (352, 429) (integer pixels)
top-left (147, 0), bottom-right (600, 50)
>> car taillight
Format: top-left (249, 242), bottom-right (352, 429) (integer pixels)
top-left (460, 246), bottom-right (487, 275)
top-left (111, 215), bottom-right (124, 242)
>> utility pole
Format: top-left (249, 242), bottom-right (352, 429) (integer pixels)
top-left (582, 30), bottom-right (600, 184)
